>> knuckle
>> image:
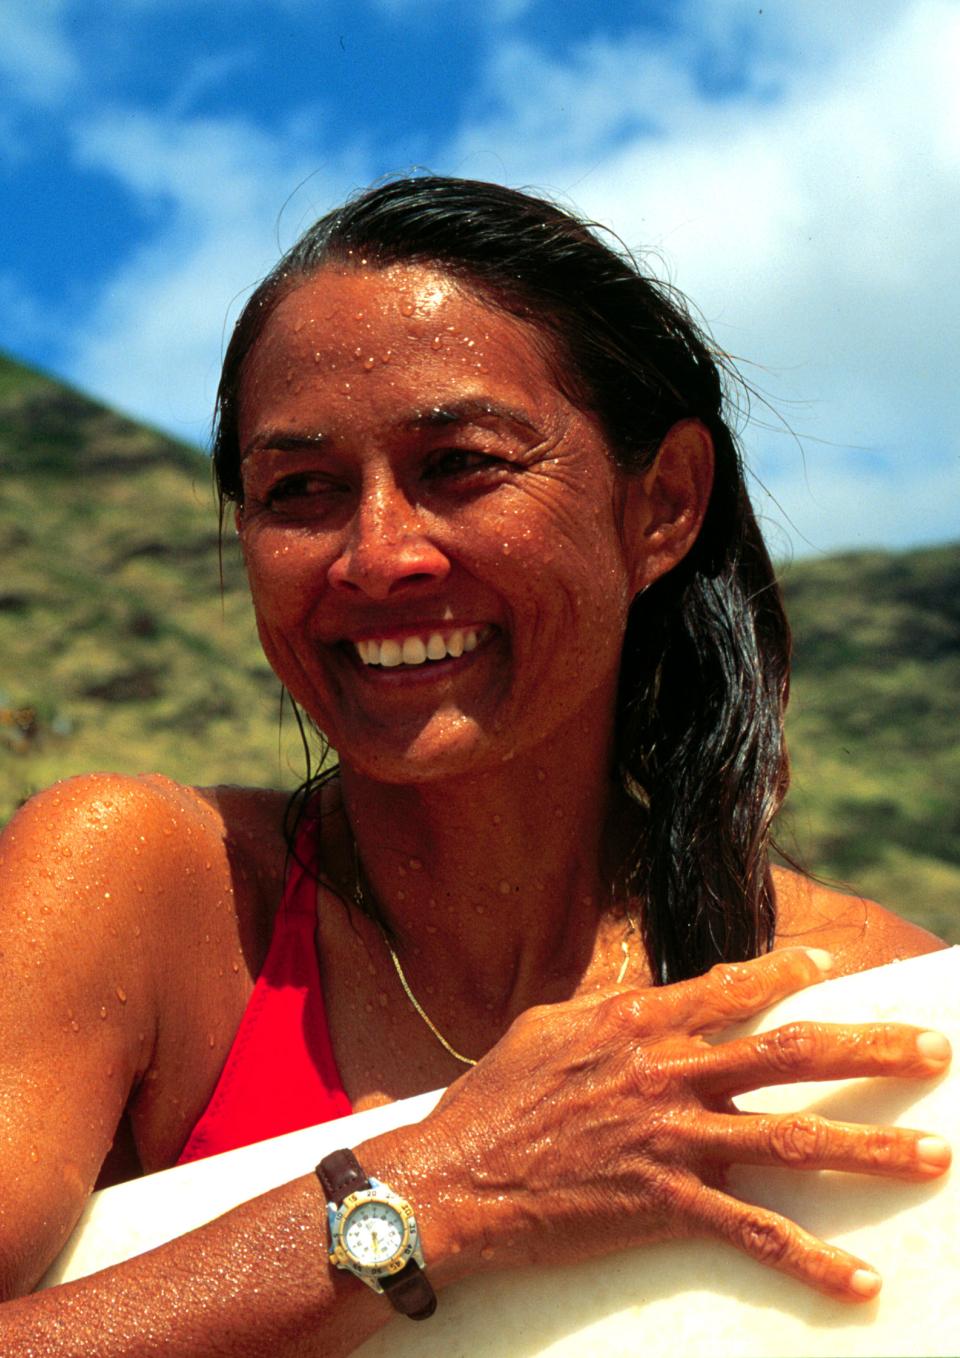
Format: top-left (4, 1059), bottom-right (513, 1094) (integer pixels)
top-left (863, 1127), bottom-right (902, 1168)
top-left (760, 1022), bottom-right (822, 1073)
top-left (629, 1050), bottom-right (673, 1100)
top-left (860, 1023), bottom-right (904, 1061)
top-left (601, 990), bottom-right (651, 1034)
top-left (736, 1211), bottom-right (792, 1266)
top-left (709, 960), bottom-right (767, 1014)
top-left (769, 1114), bottom-right (829, 1165)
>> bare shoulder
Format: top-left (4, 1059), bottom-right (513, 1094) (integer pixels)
top-left (772, 865), bottom-right (949, 977)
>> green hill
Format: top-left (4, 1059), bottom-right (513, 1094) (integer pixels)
top-left (1, 351), bottom-right (957, 940)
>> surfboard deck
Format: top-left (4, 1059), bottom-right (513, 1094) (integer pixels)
top-left (40, 949), bottom-right (960, 1356)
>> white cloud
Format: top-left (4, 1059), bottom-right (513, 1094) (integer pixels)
top-left (0, 0), bottom-right (77, 106)
top-left (64, 108), bottom-right (366, 440)
top-left (448, 0), bottom-right (960, 555)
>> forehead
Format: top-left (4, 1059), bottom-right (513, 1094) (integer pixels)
top-left (237, 262), bottom-right (575, 439)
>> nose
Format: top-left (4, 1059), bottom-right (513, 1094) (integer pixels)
top-left (326, 477), bottom-right (450, 599)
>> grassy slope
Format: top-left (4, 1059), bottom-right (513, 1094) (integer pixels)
top-left (1, 352), bottom-right (956, 939)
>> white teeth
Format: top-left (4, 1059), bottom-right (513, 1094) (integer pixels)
top-left (401, 636), bottom-right (427, 665)
top-left (355, 626), bottom-right (486, 667)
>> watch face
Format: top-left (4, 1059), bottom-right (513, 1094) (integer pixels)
top-left (344, 1200), bottom-right (407, 1267)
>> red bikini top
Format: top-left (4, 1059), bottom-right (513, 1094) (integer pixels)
top-left (176, 817), bottom-right (353, 1165)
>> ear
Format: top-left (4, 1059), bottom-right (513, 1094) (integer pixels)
top-left (622, 418), bottom-right (714, 595)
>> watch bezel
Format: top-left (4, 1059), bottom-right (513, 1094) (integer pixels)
top-left (328, 1179), bottom-right (421, 1282)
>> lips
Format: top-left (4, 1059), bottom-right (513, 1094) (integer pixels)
top-left (353, 625), bottom-right (492, 668)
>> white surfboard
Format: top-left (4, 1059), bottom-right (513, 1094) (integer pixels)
top-left (41, 950), bottom-right (960, 1356)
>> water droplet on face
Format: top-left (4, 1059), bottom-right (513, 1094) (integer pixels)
top-left (499, 880), bottom-right (511, 895)
top-left (115, 986), bottom-right (127, 1003)
top-left (232, 960), bottom-right (240, 973)
top-left (70, 1019), bottom-right (79, 1032)
top-left (30, 1147), bottom-right (39, 1163)
top-left (99, 1006), bottom-right (107, 1019)
top-left (399, 298), bottom-right (415, 317)
top-left (431, 335), bottom-right (443, 350)
top-left (208, 1034), bottom-right (215, 1048)
top-left (480, 1246), bottom-right (495, 1261)
top-left (362, 355), bottom-right (376, 370)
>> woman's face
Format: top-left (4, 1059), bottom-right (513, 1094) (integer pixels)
top-left (236, 262), bottom-right (644, 783)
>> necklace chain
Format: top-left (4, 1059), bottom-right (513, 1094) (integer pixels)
top-left (352, 841), bottom-right (639, 1070)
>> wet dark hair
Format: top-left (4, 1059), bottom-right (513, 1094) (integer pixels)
top-left (212, 175), bottom-right (790, 985)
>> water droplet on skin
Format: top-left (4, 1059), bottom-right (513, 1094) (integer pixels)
top-left (208, 1034), bottom-right (215, 1048)
top-left (480, 1246), bottom-right (495, 1261)
top-left (70, 1019), bottom-right (79, 1032)
top-left (232, 960), bottom-right (240, 973)
top-left (492, 814), bottom-right (501, 826)
top-left (397, 890), bottom-right (406, 902)
top-left (99, 1006), bottom-right (107, 1019)
top-left (362, 356), bottom-right (376, 370)
top-left (30, 1147), bottom-right (39, 1163)
top-left (115, 986), bottom-right (127, 1003)
top-left (399, 298), bottom-right (415, 317)
top-left (431, 335), bottom-right (443, 349)
top-left (501, 542), bottom-right (511, 555)
top-left (365, 1002), bottom-right (374, 1014)
top-left (499, 880), bottom-right (511, 895)
top-left (475, 904), bottom-right (485, 915)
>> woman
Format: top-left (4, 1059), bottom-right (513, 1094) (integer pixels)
top-left (0, 177), bottom-right (950, 1353)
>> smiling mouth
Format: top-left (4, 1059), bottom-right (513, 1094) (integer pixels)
top-left (353, 625), bottom-right (492, 668)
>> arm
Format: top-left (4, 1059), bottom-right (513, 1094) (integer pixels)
top-left (0, 788), bottom-right (951, 1351)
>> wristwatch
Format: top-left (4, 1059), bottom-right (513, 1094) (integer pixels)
top-left (316, 1149), bottom-right (437, 1320)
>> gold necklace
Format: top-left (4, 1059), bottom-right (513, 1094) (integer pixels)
top-left (353, 844), bottom-right (640, 1070)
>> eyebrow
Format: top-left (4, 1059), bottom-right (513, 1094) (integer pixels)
top-left (241, 430), bottom-right (327, 460)
top-left (406, 400), bottom-right (538, 434)
top-left (241, 399), bottom-right (540, 462)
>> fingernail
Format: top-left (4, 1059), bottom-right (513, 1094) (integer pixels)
top-left (850, 1268), bottom-right (882, 1297)
top-left (917, 1136), bottom-right (951, 1170)
top-left (804, 948), bottom-right (833, 973)
top-left (917, 1031), bottom-right (952, 1063)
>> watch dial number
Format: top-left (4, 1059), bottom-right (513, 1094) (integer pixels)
top-left (345, 1202), bottom-right (405, 1265)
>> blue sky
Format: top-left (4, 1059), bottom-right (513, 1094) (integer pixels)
top-left (3, 0), bottom-right (958, 557)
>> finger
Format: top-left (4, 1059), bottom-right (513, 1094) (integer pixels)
top-left (649, 948), bottom-right (833, 1036)
top-left (682, 1180), bottom-right (884, 1303)
top-left (692, 1109), bottom-right (952, 1181)
top-left (686, 1022), bottom-right (952, 1096)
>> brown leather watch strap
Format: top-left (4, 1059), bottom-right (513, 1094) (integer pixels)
top-left (316, 1148), bottom-right (370, 1206)
top-left (316, 1149), bottom-right (438, 1321)
top-left (381, 1258), bottom-right (438, 1320)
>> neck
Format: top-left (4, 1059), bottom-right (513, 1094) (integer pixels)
top-left (335, 717), bottom-right (642, 1037)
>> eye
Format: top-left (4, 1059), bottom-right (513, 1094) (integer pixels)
top-left (424, 448), bottom-right (508, 479)
top-left (264, 472), bottom-right (349, 508)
